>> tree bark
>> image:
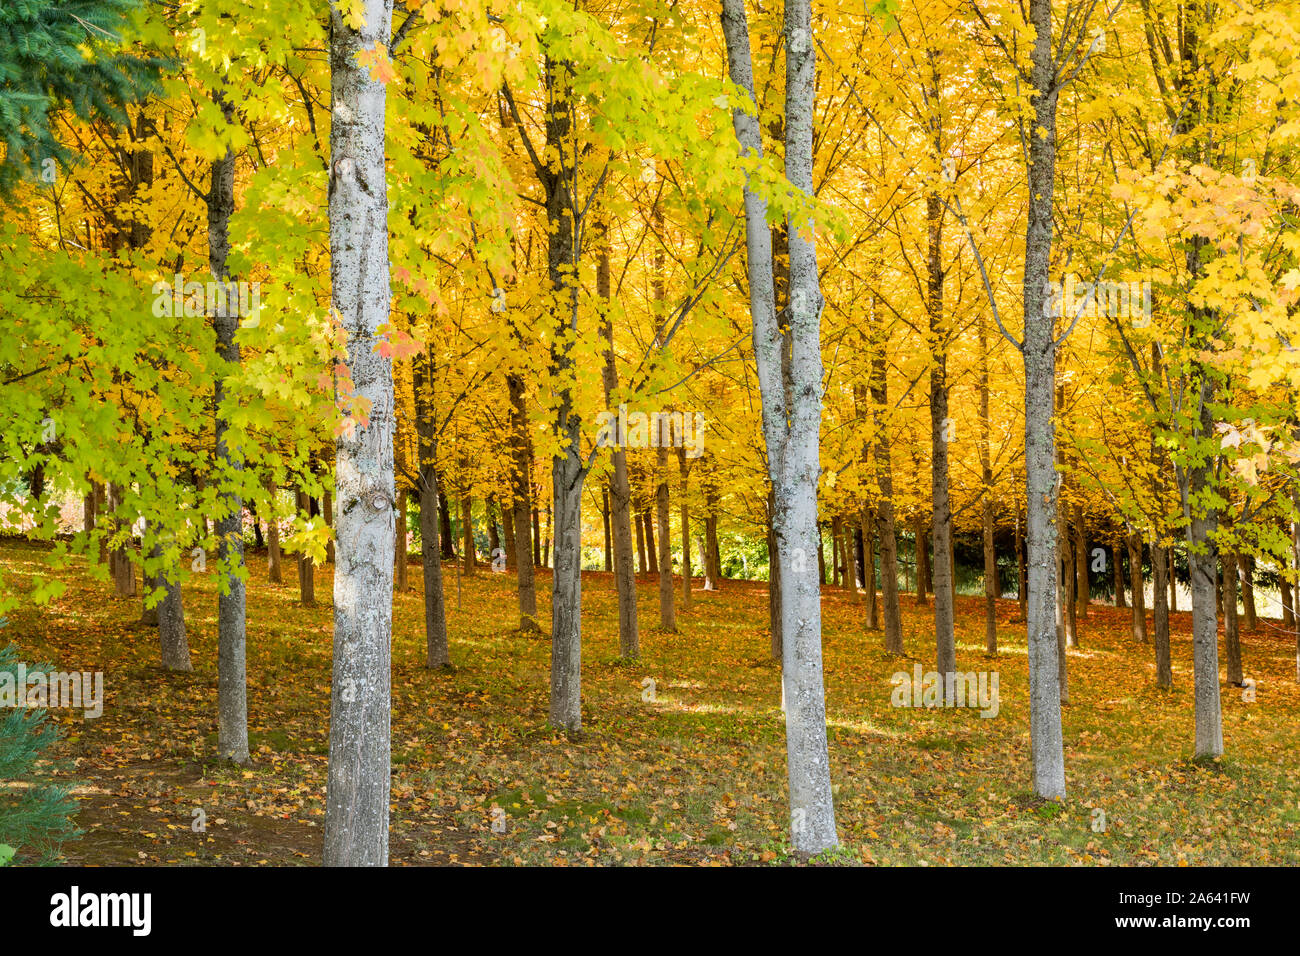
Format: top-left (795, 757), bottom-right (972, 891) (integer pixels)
top-left (1021, 0), bottom-right (1066, 798)
top-left (323, 491), bottom-right (336, 564)
top-left (656, 445), bottom-right (675, 631)
top-left (440, 481), bottom-right (455, 559)
top-left (914, 514), bottom-right (928, 606)
top-left (724, 0), bottom-right (836, 851)
top-left (1113, 537), bottom-right (1126, 607)
top-left (635, 502), bottom-right (647, 575)
top-left (1128, 534), bottom-right (1147, 642)
top-left (926, 174), bottom-right (956, 677)
top-left (601, 487), bottom-right (611, 572)
top-left (863, 508), bottom-right (878, 630)
top-left (266, 479), bottom-right (283, 584)
top-left (644, 507), bottom-right (658, 575)
top-left (460, 496), bottom-right (476, 574)
top-left (296, 489), bottom-right (316, 606)
top-left (208, 126), bottom-right (248, 764)
top-left (1074, 502), bottom-right (1088, 620)
top-left (1169, 547), bottom-right (1178, 613)
top-left (394, 489), bottom-right (408, 590)
top-left (1152, 539), bottom-right (1173, 688)
top-left (323, 0), bottom-right (395, 867)
top-left (678, 449), bottom-right (692, 614)
top-left (598, 230), bottom-right (639, 658)
top-left (978, 316), bottom-right (997, 654)
top-left (157, 563), bottom-right (191, 673)
top-left (502, 500), bottom-right (516, 571)
top-left (413, 353), bottom-right (449, 668)
top-left (1223, 550), bottom-right (1243, 686)
top-left (109, 482), bottom-right (136, 598)
top-left (1240, 554), bottom-right (1256, 630)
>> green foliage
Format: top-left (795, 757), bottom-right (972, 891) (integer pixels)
top-left (0, 642), bottom-right (79, 864)
top-left (0, 0), bottom-right (162, 191)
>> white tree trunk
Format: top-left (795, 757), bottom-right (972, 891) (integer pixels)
top-left (324, 0), bottom-right (395, 867)
top-left (723, 0), bottom-right (837, 854)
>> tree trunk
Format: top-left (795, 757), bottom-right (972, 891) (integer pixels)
top-left (394, 489), bottom-right (408, 590)
top-left (486, 497), bottom-right (501, 565)
top-left (502, 502), bottom-right (516, 570)
top-left (460, 496), bottom-right (476, 574)
top-left (323, 491), bottom-right (336, 564)
top-left (1055, 431), bottom-right (1071, 704)
top-left (598, 233), bottom-right (639, 658)
top-left (722, 0), bottom-right (836, 852)
top-left (1128, 534), bottom-right (1147, 642)
top-left (863, 508), bottom-right (878, 630)
top-left (536, 52), bottom-right (590, 735)
top-left (982, 498), bottom-right (997, 655)
top-left (830, 515), bottom-right (842, 588)
top-left (1015, 506), bottom-right (1026, 620)
top-left (863, 321), bottom-right (902, 655)
top-left (440, 482), bottom-right (455, 559)
top-left (710, 515), bottom-right (723, 584)
top-left (817, 523), bottom-right (827, 585)
top-left (1292, 486), bottom-right (1300, 681)
top-left (208, 134), bottom-right (248, 763)
top-left (1240, 554), bottom-right (1256, 631)
top-left (1066, 496), bottom-right (1076, 647)
top-left (296, 489), bottom-right (316, 607)
top-left (1113, 537), bottom-right (1126, 607)
top-left (926, 173), bottom-right (955, 677)
top-left (532, 505), bottom-right (541, 567)
top-left (1185, 467), bottom-right (1224, 756)
top-left (542, 503), bottom-right (551, 568)
top-left (140, 528), bottom-right (159, 627)
top-left (1223, 551), bottom-right (1243, 686)
top-left (656, 446), bottom-right (675, 631)
top-left (601, 487), bottom-right (611, 572)
top-left (767, 492), bottom-right (781, 660)
top-left (914, 514), bottom-right (928, 606)
top-left (635, 503), bottom-right (647, 575)
top-left (1168, 547), bottom-right (1178, 613)
top-left (644, 507), bottom-right (658, 575)
top-left (267, 479), bottom-right (283, 583)
top-left (1074, 503), bottom-right (1088, 620)
top-left (1021, 0), bottom-right (1066, 799)
top-left (703, 515), bottom-right (718, 590)
top-left (95, 482), bottom-right (109, 567)
top-left (704, 483), bottom-right (721, 589)
top-left (678, 450), bottom-right (692, 614)
top-left (323, 0), bottom-right (394, 868)
top-left (1152, 539), bottom-right (1173, 688)
top-left (413, 353), bottom-right (449, 667)
top-left (109, 483), bottom-right (136, 598)
top-left (848, 521), bottom-right (862, 605)
top-left (978, 317), bottom-right (997, 654)
top-left (158, 563), bottom-right (192, 673)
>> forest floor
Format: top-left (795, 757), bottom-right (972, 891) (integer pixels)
top-left (3, 538), bottom-right (1299, 866)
